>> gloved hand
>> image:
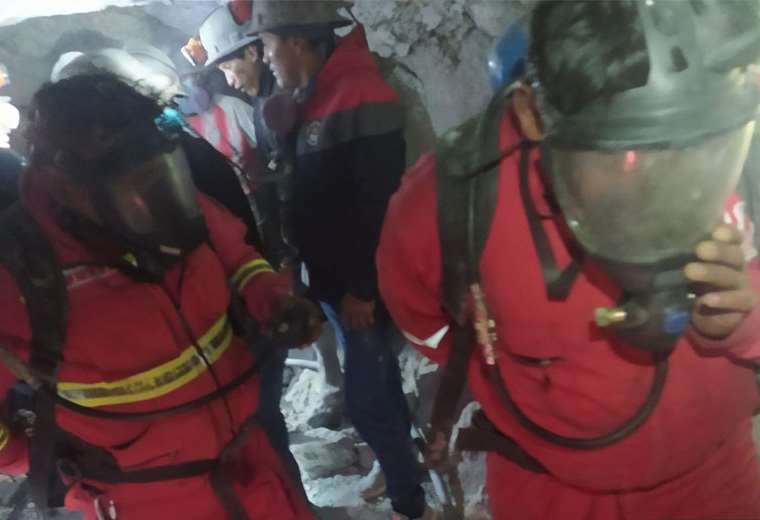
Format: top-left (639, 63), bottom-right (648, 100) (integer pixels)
top-left (270, 295), bottom-right (323, 347)
top-left (685, 223), bottom-right (758, 339)
top-left (341, 293), bottom-right (376, 331)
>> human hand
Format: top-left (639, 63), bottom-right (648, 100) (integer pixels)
top-left (270, 295), bottom-right (323, 347)
top-left (341, 293), bottom-right (375, 330)
top-left (685, 224), bottom-right (758, 339)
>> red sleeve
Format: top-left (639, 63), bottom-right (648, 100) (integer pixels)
top-left (377, 154), bottom-right (452, 366)
top-left (0, 267), bottom-right (31, 475)
top-left (198, 194), bottom-right (291, 324)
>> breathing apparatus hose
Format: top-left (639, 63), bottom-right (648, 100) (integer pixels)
top-left (466, 148), bottom-right (671, 449)
top-left (486, 358), bottom-right (668, 449)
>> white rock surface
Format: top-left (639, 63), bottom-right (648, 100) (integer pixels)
top-left (0, 1), bottom-right (150, 27)
top-left (291, 430), bottom-right (359, 480)
top-left (353, 0), bottom-right (534, 134)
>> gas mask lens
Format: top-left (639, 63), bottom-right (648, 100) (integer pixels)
top-left (546, 123), bottom-right (755, 351)
top-left (550, 123), bottom-right (755, 265)
top-left (103, 146), bottom-right (205, 257)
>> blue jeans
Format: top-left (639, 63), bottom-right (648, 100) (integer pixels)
top-left (256, 347), bottom-right (307, 498)
top-left (321, 301), bottom-right (425, 518)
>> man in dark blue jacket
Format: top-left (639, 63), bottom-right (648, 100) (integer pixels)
top-left (251, 2), bottom-right (431, 519)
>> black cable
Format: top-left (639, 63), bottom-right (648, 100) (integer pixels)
top-left (175, 309), bottom-right (238, 437)
top-left (517, 141), bottom-right (580, 300)
top-left (167, 262), bottom-right (237, 437)
top-left (487, 355), bottom-right (668, 449)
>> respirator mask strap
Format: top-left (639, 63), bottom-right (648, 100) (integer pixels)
top-left (518, 141), bottom-right (581, 301)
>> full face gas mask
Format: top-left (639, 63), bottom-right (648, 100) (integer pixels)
top-left (48, 124), bottom-right (208, 280)
top-left (533, 0), bottom-right (760, 352)
top-left (90, 144), bottom-right (207, 276)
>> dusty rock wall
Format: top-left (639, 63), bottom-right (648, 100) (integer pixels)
top-left (352, 0), bottom-right (531, 135)
top-left (0, 1), bottom-right (529, 143)
top-left (0, 3), bottom-right (215, 111)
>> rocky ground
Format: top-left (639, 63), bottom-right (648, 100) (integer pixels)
top-left (283, 342), bottom-right (490, 520)
top-left (0, 479), bottom-right (79, 519)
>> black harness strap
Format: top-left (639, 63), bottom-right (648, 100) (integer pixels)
top-left (62, 454), bottom-right (217, 485)
top-left (0, 204), bottom-right (68, 520)
top-left (55, 417), bottom-right (255, 520)
top-left (85, 460), bottom-right (217, 484)
top-left (210, 414), bottom-right (263, 520)
top-left (425, 323), bottom-right (476, 466)
top-left (429, 92), bottom-right (509, 465)
top-left (456, 410), bottom-right (546, 474)
top-left (517, 141), bottom-right (580, 300)
top-left (436, 98), bottom-right (509, 322)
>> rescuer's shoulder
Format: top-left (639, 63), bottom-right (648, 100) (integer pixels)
top-left (385, 152), bottom-right (439, 234)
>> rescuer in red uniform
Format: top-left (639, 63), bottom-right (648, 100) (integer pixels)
top-left (0, 74), bottom-right (320, 520)
top-left (378, 1), bottom-right (760, 518)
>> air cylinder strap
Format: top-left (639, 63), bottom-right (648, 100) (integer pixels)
top-left (0, 204), bottom-right (68, 520)
top-left (455, 409), bottom-right (547, 474)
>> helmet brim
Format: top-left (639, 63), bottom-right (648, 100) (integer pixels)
top-left (204, 35), bottom-right (260, 68)
top-left (247, 19), bottom-right (353, 37)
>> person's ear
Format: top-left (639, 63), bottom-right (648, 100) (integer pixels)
top-left (513, 83), bottom-right (545, 141)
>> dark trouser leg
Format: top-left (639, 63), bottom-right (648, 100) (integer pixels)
top-left (256, 347), bottom-right (307, 498)
top-left (321, 302), bottom-right (425, 518)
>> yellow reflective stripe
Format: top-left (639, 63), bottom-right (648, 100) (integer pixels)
top-left (0, 423), bottom-right (9, 451)
top-left (57, 315), bottom-right (233, 408)
top-left (237, 267), bottom-right (275, 291)
top-left (232, 258), bottom-right (274, 291)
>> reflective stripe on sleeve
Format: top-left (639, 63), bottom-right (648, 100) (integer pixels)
top-left (231, 258), bottom-right (274, 291)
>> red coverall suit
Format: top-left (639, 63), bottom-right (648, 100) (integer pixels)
top-left (377, 109), bottom-right (760, 520)
top-left (0, 168), bottom-right (314, 520)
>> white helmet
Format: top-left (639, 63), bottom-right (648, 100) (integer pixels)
top-left (200, 5), bottom-right (259, 67)
top-left (50, 52), bottom-right (85, 83)
top-left (51, 48), bottom-right (184, 103)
